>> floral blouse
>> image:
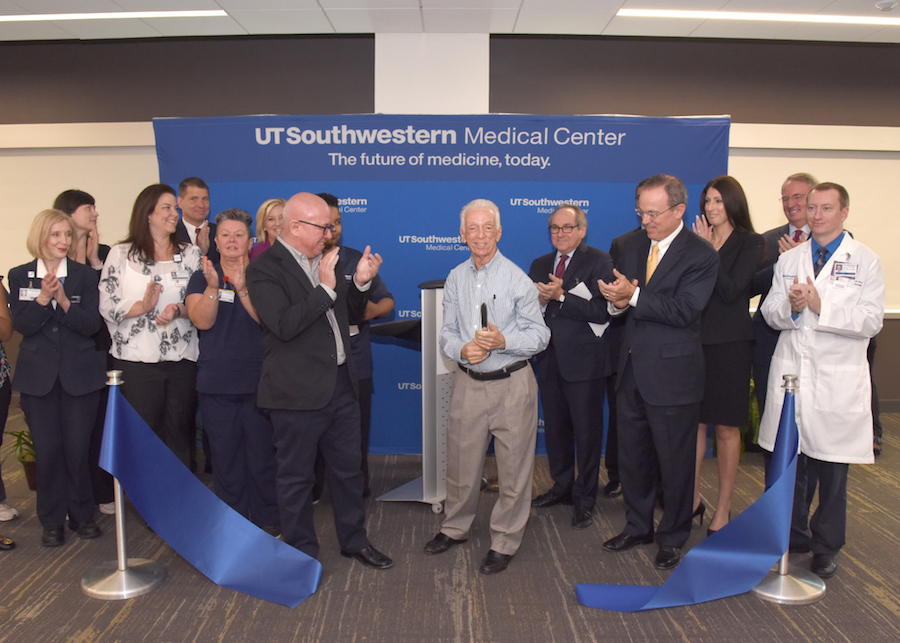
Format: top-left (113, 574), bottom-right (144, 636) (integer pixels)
top-left (99, 243), bottom-right (202, 363)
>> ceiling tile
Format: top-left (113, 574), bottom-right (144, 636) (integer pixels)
top-left (326, 8), bottom-right (422, 32)
top-left (47, 17), bottom-right (161, 38)
top-left (321, 0), bottom-right (419, 8)
top-left (214, 1), bottom-right (321, 9)
top-left (139, 15), bottom-right (247, 37)
top-left (780, 22), bottom-right (888, 42)
top-left (0, 20), bottom-right (73, 39)
top-left (420, 1), bottom-right (520, 7)
top-left (108, 0), bottom-right (223, 9)
top-left (861, 26), bottom-right (900, 42)
top-left (689, 19), bottom-right (797, 40)
top-left (10, 0), bottom-right (120, 11)
top-left (602, 14), bottom-right (707, 37)
top-left (228, 9), bottom-right (334, 35)
top-left (422, 8), bottom-right (519, 32)
top-left (514, 7), bottom-right (618, 35)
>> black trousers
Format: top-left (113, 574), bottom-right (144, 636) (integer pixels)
top-left (617, 357), bottom-right (699, 548)
top-left (791, 454), bottom-right (849, 555)
top-left (604, 372), bottom-right (619, 484)
top-left (113, 358), bottom-right (198, 468)
top-left (269, 364), bottom-right (369, 559)
top-left (539, 346), bottom-right (606, 510)
top-left (21, 380), bottom-right (101, 529)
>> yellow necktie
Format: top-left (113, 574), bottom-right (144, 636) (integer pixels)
top-left (646, 243), bottom-right (659, 282)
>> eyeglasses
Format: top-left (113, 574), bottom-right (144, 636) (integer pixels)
top-left (298, 220), bottom-right (335, 235)
top-left (635, 204), bottom-right (681, 220)
top-left (549, 224), bottom-right (580, 235)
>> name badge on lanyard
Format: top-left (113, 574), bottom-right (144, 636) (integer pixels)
top-left (218, 289), bottom-right (235, 303)
top-left (19, 287), bottom-right (40, 301)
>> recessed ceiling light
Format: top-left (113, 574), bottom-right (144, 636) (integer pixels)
top-left (617, 8), bottom-right (900, 26)
top-left (0, 11), bottom-right (228, 23)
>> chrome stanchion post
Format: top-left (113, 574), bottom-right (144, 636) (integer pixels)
top-left (752, 374), bottom-right (826, 605)
top-left (82, 370), bottom-right (165, 600)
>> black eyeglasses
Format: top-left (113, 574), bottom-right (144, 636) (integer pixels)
top-left (549, 224), bottom-right (580, 235)
top-left (298, 220), bottom-right (335, 234)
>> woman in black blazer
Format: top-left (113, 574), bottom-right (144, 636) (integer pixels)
top-left (8, 209), bottom-right (107, 547)
top-left (691, 176), bottom-right (764, 535)
top-left (54, 189), bottom-right (115, 515)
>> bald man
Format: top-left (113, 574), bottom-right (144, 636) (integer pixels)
top-left (246, 192), bottom-right (392, 570)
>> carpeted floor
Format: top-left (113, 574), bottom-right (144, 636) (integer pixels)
top-left (1, 399), bottom-right (899, 643)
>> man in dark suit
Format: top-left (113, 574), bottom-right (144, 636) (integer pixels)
top-left (245, 192), bottom-right (392, 570)
top-left (176, 177), bottom-right (219, 263)
top-left (602, 226), bottom-right (644, 499)
top-left (750, 173), bottom-right (815, 414)
top-left (529, 204), bottom-right (615, 529)
top-left (598, 174), bottom-right (719, 571)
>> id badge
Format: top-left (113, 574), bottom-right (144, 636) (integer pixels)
top-left (171, 269), bottom-right (190, 287)
top-left (19, 287), bottom-right (40, 301)
top-left (832, 262), bottom-right (857, 279)
top-left (218, 289), bottom-right (235, 303)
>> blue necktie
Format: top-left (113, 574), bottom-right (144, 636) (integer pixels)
top-left (814, 247), bottom-right (828, 277)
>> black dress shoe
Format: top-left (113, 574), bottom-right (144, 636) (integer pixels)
top-left (341, 545), bottom-right (393, 569)
top-left (41, 526), bottom-right (65, 547)
top-left (479, 549), bottom-right (513, 574)
top-left (811, 553), bottom-right (837, 578)
top-left (655, 546), bottom-right (683, 570)
top-left (424, 532), bottom-right (467, 555)
top-left (603, 481), bottom-right (622, 498)
top-left (0, 536), bottom-right (14, 550)
top-left (69, 519), bottom-right (102, 540)
top-left (572, 508), bottom-right (593, 529)
top-left (603, 532), bottom-right (653, 552)
top-left (532, 490), bottom-right (573, 508)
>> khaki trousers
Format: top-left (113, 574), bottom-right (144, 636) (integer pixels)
top-left (440, 365), bottom-right (538, 556)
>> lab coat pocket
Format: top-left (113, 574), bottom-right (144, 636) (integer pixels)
top-left (813, 364), bottom-right (867, 413)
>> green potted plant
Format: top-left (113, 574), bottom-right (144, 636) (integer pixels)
top-left (2, 429), bottom-right (36, 491)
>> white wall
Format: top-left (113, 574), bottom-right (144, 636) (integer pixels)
top-left (0, 122), bottom-right (158, 277)
top-left (2, 121), bottom-right (898, 312)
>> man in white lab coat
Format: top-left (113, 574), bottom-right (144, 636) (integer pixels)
top-left (759, 182), bottom-right (884, 579)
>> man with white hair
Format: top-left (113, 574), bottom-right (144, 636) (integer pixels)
top-left (423, 199), bottom-right (549, 575)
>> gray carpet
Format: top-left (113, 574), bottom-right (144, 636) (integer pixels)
top-left (2, 401), bottom-right (899, 643)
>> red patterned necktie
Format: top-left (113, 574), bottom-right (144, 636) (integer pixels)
top-left (792, 229), bottom-right (803, 243)
top-left (555, 254), bottom-right (568, 279)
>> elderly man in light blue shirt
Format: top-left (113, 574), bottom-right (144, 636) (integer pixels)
top-left (424, 198), bottom-right (550, 575)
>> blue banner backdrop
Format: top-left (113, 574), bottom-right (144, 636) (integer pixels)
top-left (153, 114), bottom-right (730, 454)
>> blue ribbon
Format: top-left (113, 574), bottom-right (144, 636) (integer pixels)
top-left (99, 386), bottom-right (322, 608)
top-left (577, 389), bottom-right (799, 611)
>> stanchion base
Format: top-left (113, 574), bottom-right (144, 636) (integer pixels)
top-left (82, 559), bottom-right (165, 600)
top-left (752, 565), bottom-right (826, 605)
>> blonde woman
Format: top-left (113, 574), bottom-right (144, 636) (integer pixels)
top-left (8, 210), bottom-right (107, 547)
top-left (249, 198), bottom-right (285, 261)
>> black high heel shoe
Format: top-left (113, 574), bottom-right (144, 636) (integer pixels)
top-left (707, 511), bottom-right (731, 537)
top-left (692, 500), bottom-right (706, 525)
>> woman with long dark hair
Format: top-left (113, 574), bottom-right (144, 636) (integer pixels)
top-left (99, 184), bottom-right (202, 466)
top-left (54, 188), bottom-right (115, 514)
top-left (692, 176), bottom-right (764, 534)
